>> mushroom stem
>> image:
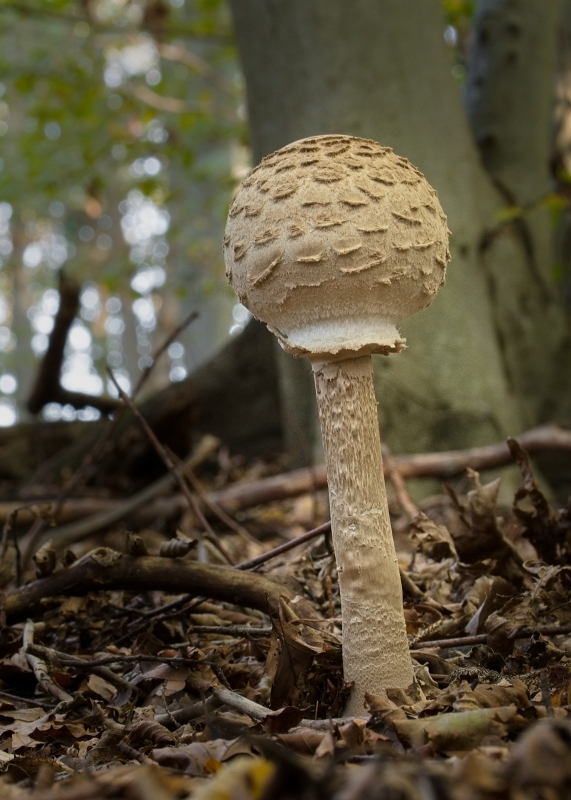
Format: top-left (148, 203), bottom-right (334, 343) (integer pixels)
top-left (313, 355), bottom-right (413, 713)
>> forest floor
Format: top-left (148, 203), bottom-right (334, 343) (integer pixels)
top-left (0, 427), bottom-right (570, 799)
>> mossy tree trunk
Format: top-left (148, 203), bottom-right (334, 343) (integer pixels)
top-left (228, 0), bottom-right (570, 478)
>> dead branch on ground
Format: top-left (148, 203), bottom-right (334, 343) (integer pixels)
top-left (4, 548), bottom-right (314, 623)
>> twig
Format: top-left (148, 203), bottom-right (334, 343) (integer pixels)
top-left (128, 83), bottom-right (239, 123)
top-left (508, 624), bottom-right (571, 639)
top-left (166, 445), bottom-right (257, 544)
top-left (0, 690), bottom-right (55, 710)
top-left (26, 643), bottom-right (220, 671)
top-left (139, 593), bottom-right (195, 620)
top-left (20, 311), bottom-right (200, 565)
top-left (211, 687), bottom-right (268, 721)
top-left (22, 620), bottom-right (73, 703)
top-left (158, 42), bottom-right (237, 95)
top-left (297, 716), bottom-right (369, 730)
top-left (27, 644), bottom-right (136, 692)
top-left (410, 634), bottom-right (488, 650)
top-left (111, 594), bottom-right (210, 647)
top-left (181, 625), bottom-right (272, 638)
top-left (399, 568), bottom-right (424, 600)
top-left (540, 668), bottom-right (554, 717)
top-left (236, 522), bottom-right (331, 571)
top-left (107, 369), bottom-right (235, 566)
top-left (156, 694), bottom-right (222, 728)
top-left (116, 739), bottom-right (153, 764)
top-left (410, 624), bottom-right (571, 650)
top-left (132, 309), bottom-right (198, 398)
top-left (384, 446), bottom-right (419, 520)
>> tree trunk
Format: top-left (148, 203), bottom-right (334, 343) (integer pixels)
top-left (228, 0), bottom-right (570, 475)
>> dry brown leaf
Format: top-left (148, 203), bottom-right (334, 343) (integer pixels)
top-left (394, 706), bottom-right (519, 751)
top-left (86, 674), bottom-right (117, 702)
top-left (364, 692), bottom-right (407, 726)
top-left (151, 738), bottom-right (255, 776)
top-left (277, 729), bottom-right (326, 755)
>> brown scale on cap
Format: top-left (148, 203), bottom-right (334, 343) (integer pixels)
top-left (224, 135), bottom-right (450, 363)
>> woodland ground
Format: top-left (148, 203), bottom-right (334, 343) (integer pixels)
top-left (0, 392), bottom-right (570, 798)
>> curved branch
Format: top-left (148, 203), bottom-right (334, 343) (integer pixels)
top-left (4, 549), bottom-right (299, 623)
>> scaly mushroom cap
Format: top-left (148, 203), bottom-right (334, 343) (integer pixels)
top-left (224, 135), bottom-right (450, 361)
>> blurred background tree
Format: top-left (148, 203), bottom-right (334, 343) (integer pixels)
top-left (0, 0), bottom-right (249, 428)
top-left (229, 0), bottom-right (571, 498)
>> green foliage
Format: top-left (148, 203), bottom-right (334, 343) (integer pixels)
top-left (0, 0), bottom-right (245, 292)
top-left (441, 0), bottom-right (475, 29)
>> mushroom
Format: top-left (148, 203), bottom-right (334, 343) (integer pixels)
top-left (224, 135), bottom-right (450, 713)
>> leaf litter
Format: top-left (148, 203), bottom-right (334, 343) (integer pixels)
top-left (1, 442), bottom-right (571, 797)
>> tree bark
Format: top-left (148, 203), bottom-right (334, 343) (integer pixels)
top-left (466, 0), bottom-right (561, 204)
top-left (228, 0), bottom-right (570, 470)
top-left (465, 0), bottom-right (571, 434)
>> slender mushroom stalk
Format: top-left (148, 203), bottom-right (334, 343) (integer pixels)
top-left (224, 135), bottom-right (450, 713)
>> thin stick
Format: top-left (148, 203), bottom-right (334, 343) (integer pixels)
top-left (20, 310), bottom-right (199, 567)
top-left (166, 445), bottom-right (257, 544)
top-left (410, 624), bottom-right (571, 650)
top-left (540, 669), bottom-right (554, 717)
top-left (410, 634), bottom-right (488, 650)
top-left (23, 621), bottom-right (73, 703)
top-left (26, 643), bottom-right (222, 670)
top-left (181, 625), bottom-right (272, 638)
top-left (156, 694), bottom-right (222, 728)
top-left (236, 521), bottom-right (331, 571)
top-left (29, 436), bottom-right (218, 554)
top-left (132, 309), bottom-right (198, 398)
top-left (0, 690), bottom-right (55, 710)
top-left (384, 446), bottom-right (419, 520)
top-left (107, 368), bottom-right (235, 566)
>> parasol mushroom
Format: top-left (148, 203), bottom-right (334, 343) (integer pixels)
top-left (223, 134), bottom-right (450, 713)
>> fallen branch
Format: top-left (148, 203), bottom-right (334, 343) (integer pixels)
top-left (4, 548), bottom-right (311, 624)
top-left (23, 620), bottom-right (73, 703)
top-left (410, 624), bottom-right (571, 650)
top-left (391, 424), bottom-right (571, 478)
top-left (26, 643), bottom-right (135, 693)
top-left (142, 423), bottom-right (570, 518)
top-left (9, 424), bottom-right (571, 551)
top-left (207, 424), bottom-right (571, 511)
top-left (22, 435), bottom-right (219, 552)
top-left (183, 625), bottom-right (272, 637)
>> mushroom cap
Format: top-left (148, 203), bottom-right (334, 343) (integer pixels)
top-left (224, 135), bottom-right (450, 361)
